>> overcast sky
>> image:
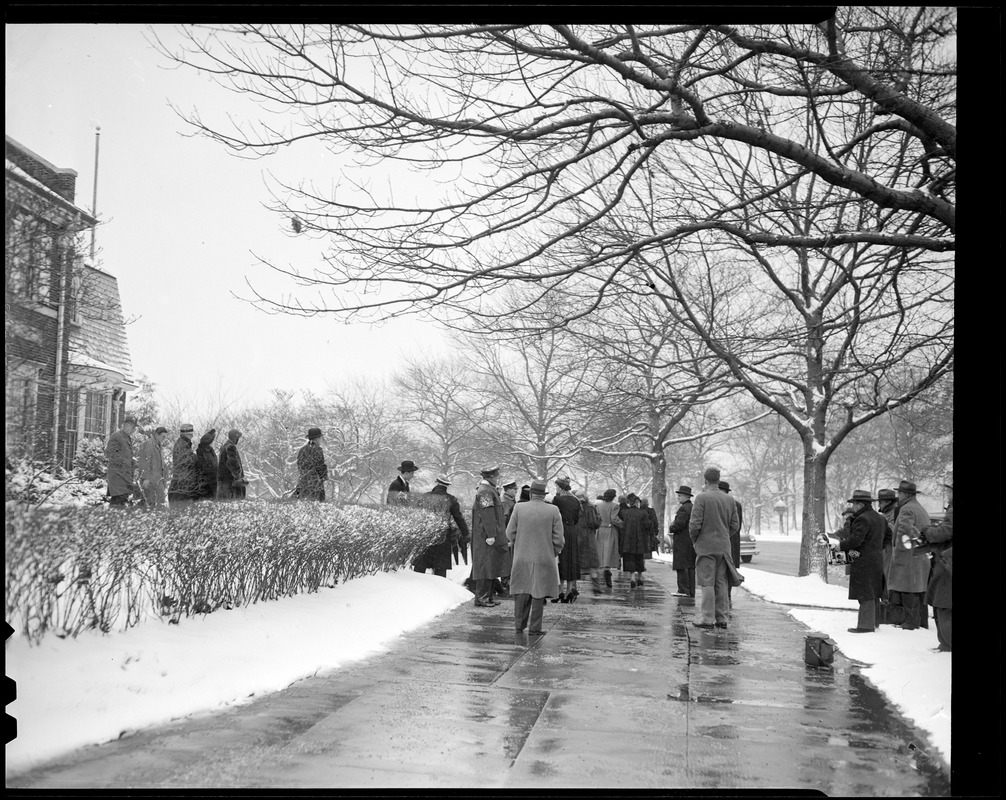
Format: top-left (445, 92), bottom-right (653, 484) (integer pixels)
top-left (6, 24), bottom-right (450, 410)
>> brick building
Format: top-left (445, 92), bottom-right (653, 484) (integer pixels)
top-left (5, 134), bottom-right (137, 468)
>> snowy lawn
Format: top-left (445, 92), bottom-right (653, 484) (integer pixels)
top-left (7, 555), bottom-right (949, 778)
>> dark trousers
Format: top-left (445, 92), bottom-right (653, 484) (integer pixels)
top-left (675, 568), bottom-right (695, 596)
top-left (475, 578), bottom-right (496, 601)
top-left (857, 598), bottom-right (877, 631)
top-left (514, 593), bottom-right (545, 633)
top-left (890, 590), bottom-right (929, 629)
top-left (933, 606), bottom-right (952, 650)
top-left (414, 564), bottom-right (447, 578)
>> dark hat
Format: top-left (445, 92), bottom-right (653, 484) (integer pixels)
top-left (180, 423), bottom-right (194, 433)
top-left (718, 481), bottom-right (731, 493)
top-left (199, 429), bottom-right (217, 445)
top-left (675, 485), bottom-right (693, 497)
top-left (847, 489), bottom-right (874, 504)
top-left (896, 480), bottom-right (919, 495)
top-left (123, 415), bottom-right (138, 426)
top-left (530, 478), bottom-right (547, 494)
top-left (306, 427), bottom-right (323, 440)
top-left (480, 464), bottom-right (500, 476)
top-left (154, 426), bottom-right (168, 436)
top-left (603, 489), bottom-right (617, 501)
top-left (626, 492), bottom-right (639, 505)
top-left (555, 476), bottom-right (571, 491)
top-left (227, 429), bottom-right (241, 443)
top-left (398, 460), bottom-right (419, 473)
top-left (502, 480), bottom-right (517, 490)
top-left (877, 489), bottom-right (896, 501)
top-left (435, 474), bottom-right (451, 486)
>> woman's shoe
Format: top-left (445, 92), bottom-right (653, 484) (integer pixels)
top-left (568, 588), bottom-right (579, 603)
top-left (552, 592), bottom-right (565, 604)
top-left (560, 593), bottom-right (572, 603)
top-left (629, 580), bottom-right (637, 589)
top-left (604, 570), bottom-right (612, 588)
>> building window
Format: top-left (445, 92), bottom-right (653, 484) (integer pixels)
top-left (5, 370), bottom-right (39, 460)
top-left (63, 387), bottom-right (81, 471)
top-left (7, 213), bottom-right (56, 306)
top-left (83, 390), bottom-right (109, 439)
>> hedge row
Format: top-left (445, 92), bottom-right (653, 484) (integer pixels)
top-left (4, 499), bottom-right (446, 645)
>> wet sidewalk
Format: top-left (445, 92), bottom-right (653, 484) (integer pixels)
top-left (7, 561), bottom-right (949, 793)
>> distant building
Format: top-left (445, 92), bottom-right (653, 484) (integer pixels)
top-left (5, 134), bottom-right (137, 468)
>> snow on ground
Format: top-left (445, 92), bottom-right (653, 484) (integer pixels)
top-left (6, 556), bottom-right (950, 778)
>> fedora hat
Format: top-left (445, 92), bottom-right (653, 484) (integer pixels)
top-left (306, 427), bottom-right (323, 440)
top-left (675, 485), bottom-right (693, 497)
top-left (398, 460), bottom-right (419, 473)
top-left (877, 488), bottom-right (896, 501)
top-left (847, 489), bottom-right (874, 504)
top-left (529, 478), bottom-right (547, 494)
top-left (896, 479), bottom-right (919, 495)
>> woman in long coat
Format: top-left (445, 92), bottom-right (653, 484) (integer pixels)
top-left (506, 479), bottom-right (564, 635)
top-left (552, 478), bottom-right (581, 602)
top-left (193, 429), bottom-right (218, 501)
top-left (595, 489), bottom-right (622, 588)
top-left (618, 493), bottom-right (649, 589)
top-left (574, 490), bottom-right (602, 594)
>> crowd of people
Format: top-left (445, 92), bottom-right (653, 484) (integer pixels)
top-left (822, 480), bottom-right (953, 653)
top-left (102, 419), bottom-right (950, 649)
top-left (104, 418), bottom-right (248, 508)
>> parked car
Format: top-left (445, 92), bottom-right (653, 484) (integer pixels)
top-left (739, 531), bottom-right (758, 563)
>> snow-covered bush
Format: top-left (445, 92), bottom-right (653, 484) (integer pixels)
top-left (4, 459), bottom-right (107, 508)
top-left (72, 436), bottom-right (108, 481)
top-left (5, 499), bottom-right (445, 644)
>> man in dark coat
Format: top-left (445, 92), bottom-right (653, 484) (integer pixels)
top-left (105, 416), bottom-right (138, 505)
top-left (387, 459), bottom-right (418, 504)
top-left (836, 489), bottom-right (888, 633)
top-left (915, 484), bottom-right (953, 652)
top-left (414, 474), bottom-right (471, 578)
top-left (193, 429), bottom-right (218, 501)
top-left (640, 497), bottom-right (660, 558)
top-left (217, 429), bottom-right (247, 500)
top-left (168, 423), bottom-right (198, 507)
top-left (552, 476), bottom-right (581, 602)
top-left (295, 427), bottom-right (328, 500)
top-left (471, 465), bottom-right (507, 607)
top-left (500, 480), bottom-right (518, 594)
top-left (668, 485), bottom-right (696, 597)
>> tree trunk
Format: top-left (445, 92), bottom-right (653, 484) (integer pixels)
top-left (650, 452), bottom-right (668, 535)
top-left (798, 450), bottom-right (829, 579)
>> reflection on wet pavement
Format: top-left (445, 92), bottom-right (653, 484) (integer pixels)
top-left (7, 562), bottom-right (950, 794)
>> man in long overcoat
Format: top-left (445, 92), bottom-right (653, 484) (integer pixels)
top-left (137, 426), bottom-right (168, 508)
top-left (668, 485), bottom-right (696, 597)
top-left (387, 459), bottom-right (418, 503)
top-left (915, 484), bottom-right (953, 652)
top-left (168, 423), bottom-right (198, 507)
top-left (838, 489), bottom-right (888, 633)
top-left (888, 479), bottom-right (931, 630)
top-left (414, 474), bottom-right (471, 578)
top-left (500, 480), bottom-right (518, 593)
top-left (105, 416), bottom-right (138, 505)
top-left (506, 478), bottom-right (564, 636)
top-left (690, 468), bottom-right (739, 628)
top-left (295, 427), bottom-right (328, 500)
top-left (876, 488), bottom-right (897, 613)
top-left (217, 429), bottom-right (248, 500)
top-left (471, 466), bottom-right (507, 607)
top-left (552, 476), bottom-right (580, 602)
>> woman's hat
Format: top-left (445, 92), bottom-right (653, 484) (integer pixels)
top-left (399, 460), bottom-right (419, 473)
top-left (603, 489), bottom-right (617, 501)
top-left (626, 492), bottom-right (639, 505)
top-left (555, 476), bottom-right (571, 491)
top-left (675, 485), bottom-right (693, 497)
top-left (847, 489), bottom-right (874, 503)
top-left (306, 427), bottom-right (323, 440)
